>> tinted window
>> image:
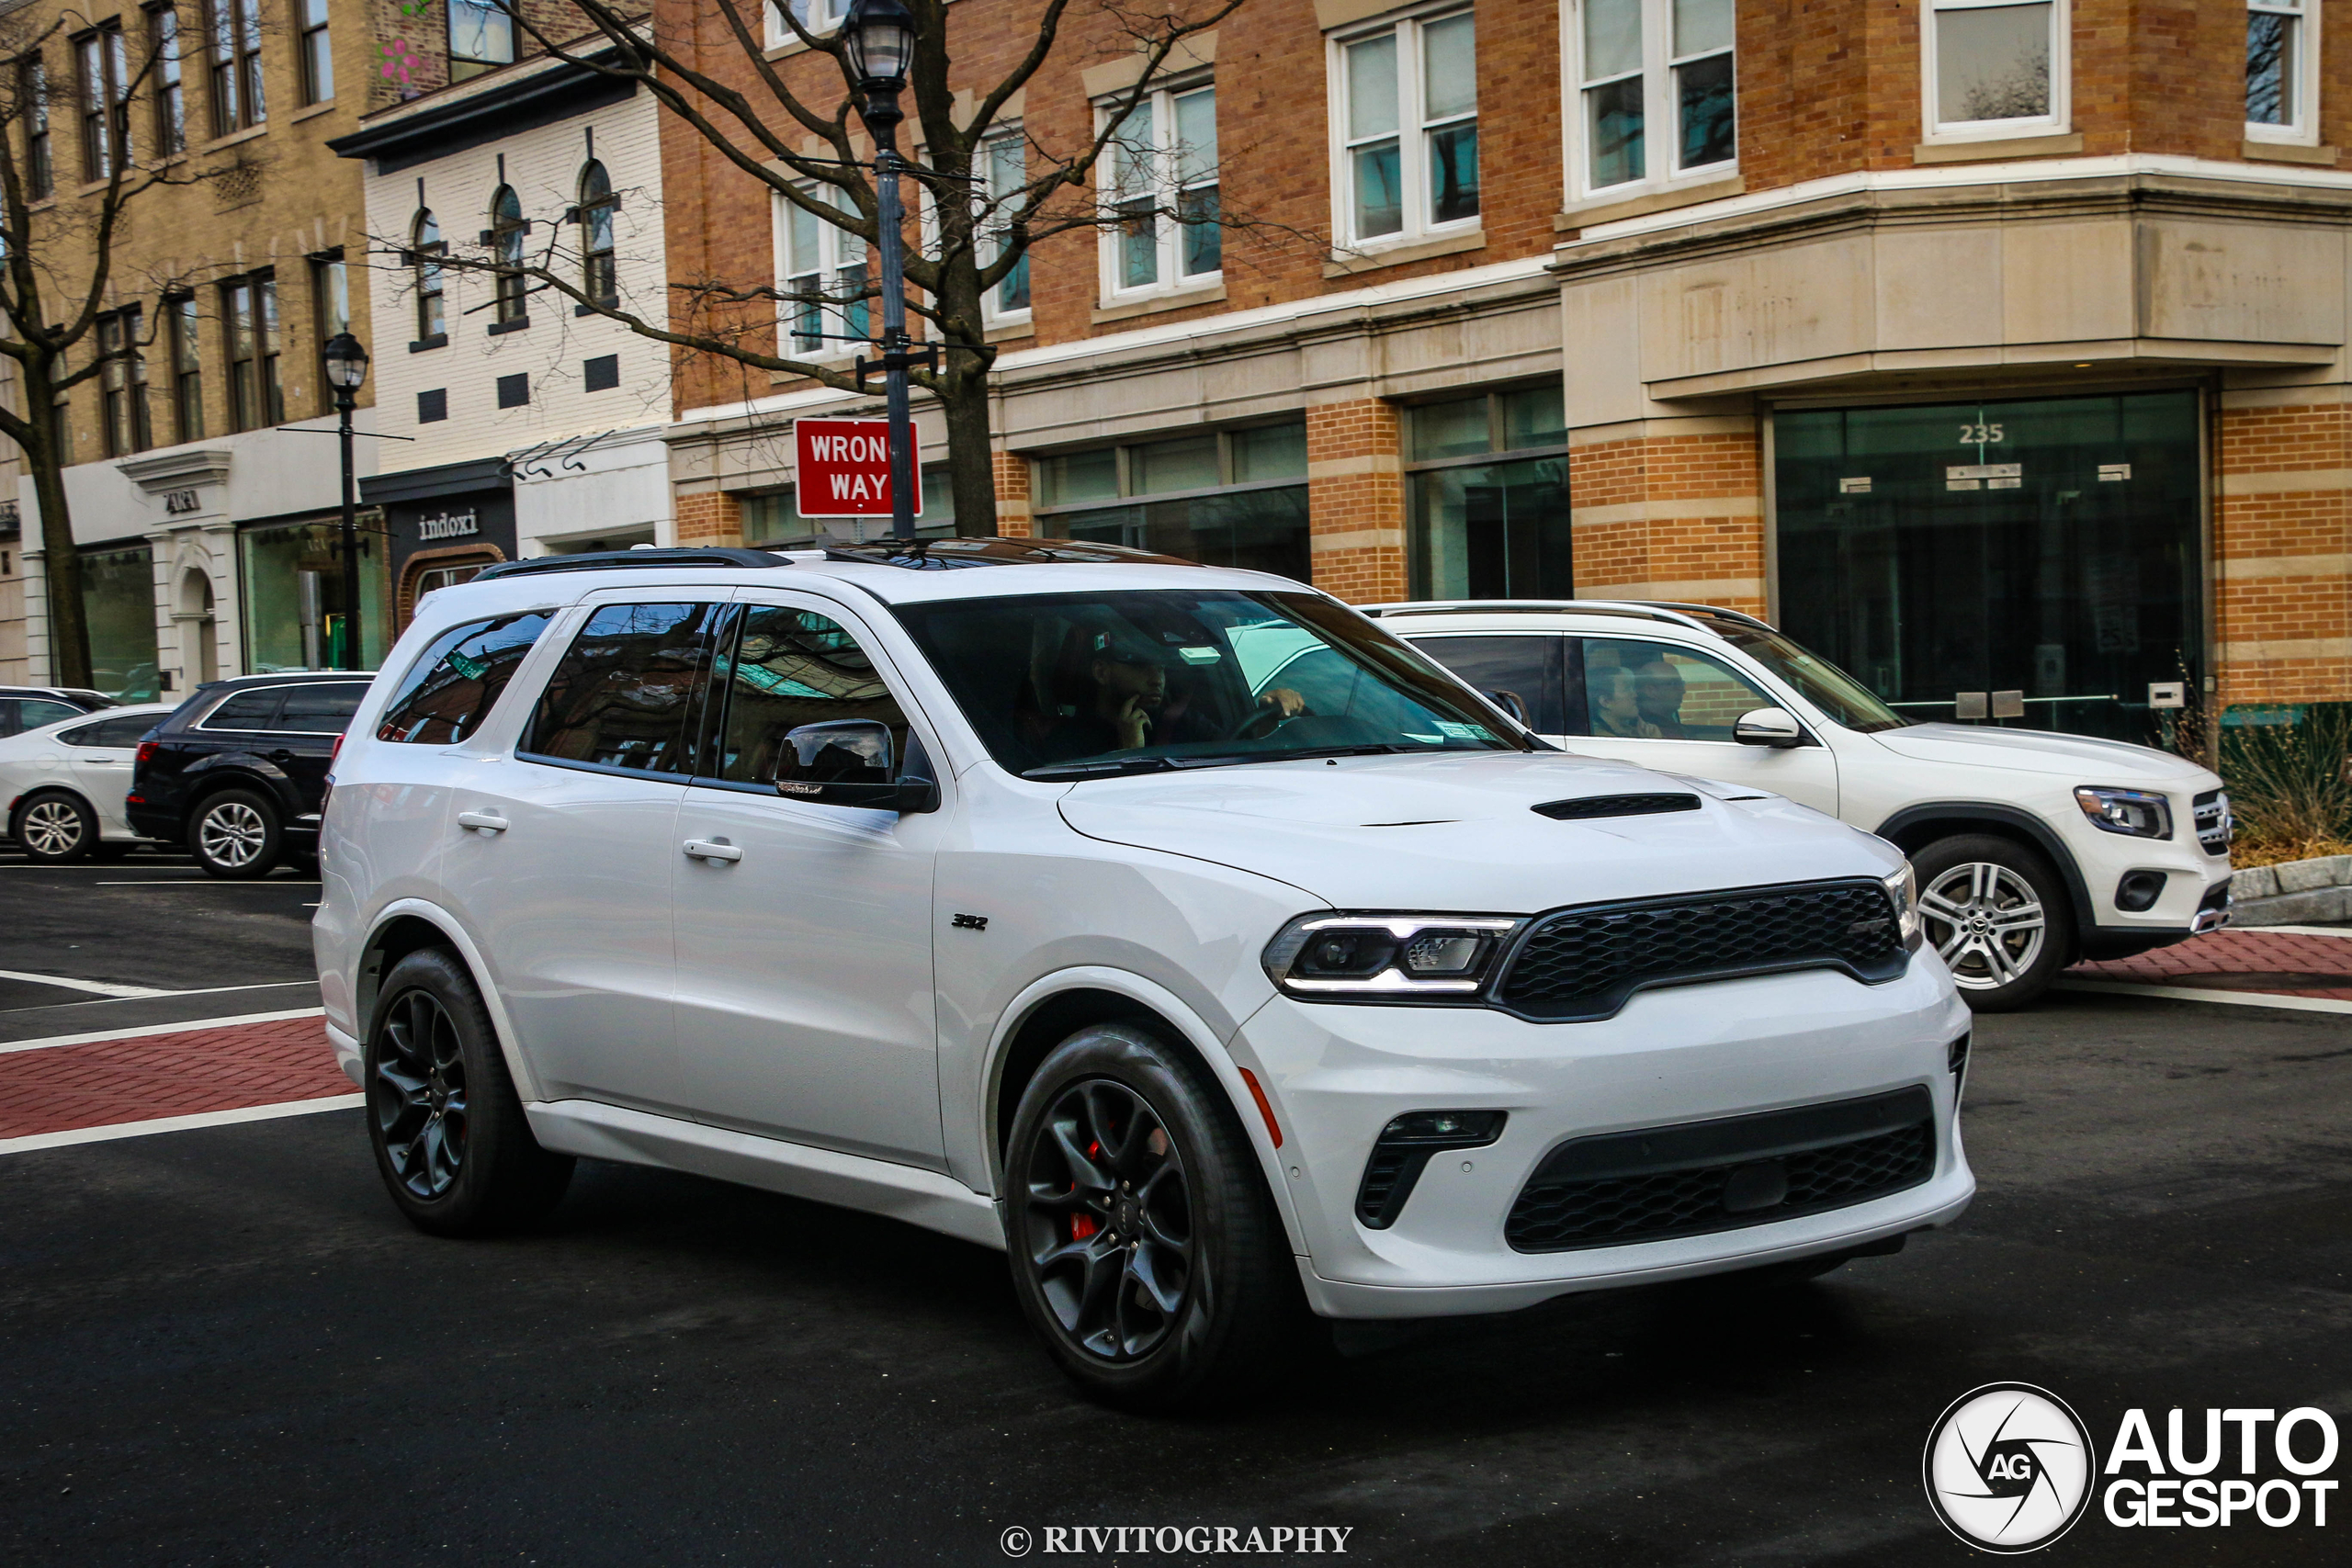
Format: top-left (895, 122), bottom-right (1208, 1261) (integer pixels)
top-left (18, 699), bottom-right (80, 730)
top-left (1580, 637), bottom-right (1773, 741)
top-left (62, 714), bottom-right (158, 747)
top-left (522, 603), bottom-right (723, 774)
top-left (0, 700), bottom-right (19, 737)
top-left (204, 690), bottom-right (284, 730)
top-left (1411, 635), bottom-right (1568, 734)
top-left (277, 684), bottom-right (369, 734)
top-left (378, 613), bottom-right (553, 744)
top-left (710, 605), bottom-right (911, 785)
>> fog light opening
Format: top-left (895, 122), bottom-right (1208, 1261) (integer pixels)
top-left (2115, 870), bottom-right (2167, 913)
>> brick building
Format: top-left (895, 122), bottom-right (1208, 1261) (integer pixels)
top-left (4, 0), bottom-right (590, 690)
top-left (657, 0), bottom-right (2352, 742)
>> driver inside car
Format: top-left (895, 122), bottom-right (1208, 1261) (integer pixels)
top-left (1045, 629), bottom-right (1305, 760)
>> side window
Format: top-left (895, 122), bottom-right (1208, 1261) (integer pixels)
top-left (522, 603), bottom-right (724, 775)
top-left (277, 683), bottom-right (369, 734)
top-left (0, 699), bottom-right (17, 736)
top-left (203, 689), bottom-right (282, 730)
top-left (1581, 637), bottom-right (1771, 741)
top-left (92, 714), bottom-right (160, 746)
top-left (376, 613), bottom-right (554, 744)
top-left (20, 699), bottom-right (81, 729)
top-left (709, 604), bottom-right (911, 786)
top-left (1411, 636), bottom-right (1567, 733)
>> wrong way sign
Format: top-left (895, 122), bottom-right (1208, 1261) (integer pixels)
top-left (795, 417), bottom-right (920, 518)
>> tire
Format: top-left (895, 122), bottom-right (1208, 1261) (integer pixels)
top-left (15, 792), bottom-right (96, 863)
top-left (1003, 1022), bottom-right (1298, 1412)
top-left (190, 787), bottom-right (282, 879)
top-left (1912, 833), bottom-right (2075, 1011)
top-left (364, 948), bottom-right (573, 1236)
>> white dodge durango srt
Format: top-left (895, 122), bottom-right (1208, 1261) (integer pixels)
top-left (315, 540), bottom-right (1973, 1407)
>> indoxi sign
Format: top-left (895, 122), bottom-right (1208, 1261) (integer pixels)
top-left (795, 417), bottom-right (920, 519)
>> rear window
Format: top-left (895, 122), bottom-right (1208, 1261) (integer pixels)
top-left (277, 684), bottom-right (369, 734)
top-left (377, 613), bottom-right (554, 744)
top-left (61, 714), bottom-right (160, 747)
top-left (202, 690), bottom-right (282, 730)
top-left (520, 603), bottom-right (725, 775)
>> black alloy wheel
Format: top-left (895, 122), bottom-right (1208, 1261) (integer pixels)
top-left (364, 948), bottom-right (572, 1235)
top-left (1024, 1078), bottom-right (1196, 1361)
top-left (374, 986), bottom-right (470, 1201)
top-left (1005, 1022), bottom-right (1297, 1410)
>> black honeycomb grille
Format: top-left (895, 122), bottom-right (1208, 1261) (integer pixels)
top-left (1495, 879), bottom-right (1907, 1021)
top-left (1505, 1088), bottom-right (1935, 1253)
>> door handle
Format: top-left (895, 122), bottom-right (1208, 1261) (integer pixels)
top-left (457, 811), bottom-right (508, 833)
top-left (268, 749), bottom-right (296, 763)
top-left (683, 839), bottom-right (742, 863)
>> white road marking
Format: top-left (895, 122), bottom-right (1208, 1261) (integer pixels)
top-left (0, 1007), bottom-right (327, 1055)
top-left (0, 968), bottom-right (172, 999)
top-left (0, 1093), bottom-right (363, 1155)
top-left (96, 879), bottom-right (321, 886)
top-left (2055, 978), bottom-right (2352, 1014)
top-left (28, 979), bottom-right (321, 1011)
top-left (2233, 923), bottom-right (2352, 939)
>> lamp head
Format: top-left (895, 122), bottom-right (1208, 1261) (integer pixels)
top-left (322, 332), bottom-right (370, 392)
top-left (842, 0), bottom-right (917, 95)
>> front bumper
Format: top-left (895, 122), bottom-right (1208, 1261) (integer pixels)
top-left (1235, 959), bottom-right (1973, 1320)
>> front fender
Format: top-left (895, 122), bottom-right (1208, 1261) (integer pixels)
top-left (978, 965), bottom-right (1311, 1264)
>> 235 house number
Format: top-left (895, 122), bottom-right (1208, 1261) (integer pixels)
top-left (1959, 423), bottom-right (2006, 444)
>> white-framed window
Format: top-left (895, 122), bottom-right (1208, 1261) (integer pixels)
top-left (775, 185), bottom-right (868, 358)
top-left (1570, 0), bottom-right (1736, 197)
top-left (1329, 6), bottom-right (1477, 249)
top-left (768, 0), bottom-right (850, 49)
top-left (2246, 0), bottom-right (2320, 143)
top-left (1099, 81), bottom-right (1219, 298)
top-left (979, 127), bottom-right (1032, 324)
top-left (1923, 0), bottom-right (2070, 141)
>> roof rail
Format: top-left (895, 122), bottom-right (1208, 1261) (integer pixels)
top-left (1359, 599), bottom-right (1727, 633)
top-left (1630, 600), bottom-right (1773, 631)
top-left (472, 547), bottom-right (790, 581)
top-left (818, 536), bottom-right (1201, 570)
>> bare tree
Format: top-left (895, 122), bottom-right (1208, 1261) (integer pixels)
top-left (0, 4), bottom-right (230, 687)
top-left (469, 0), bottom-right (1253, 536)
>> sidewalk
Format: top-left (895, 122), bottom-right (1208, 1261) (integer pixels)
top-left (0, 1013), bottom-right (353, 1149)
top-left (2066, 926), bottom-right (2352, 1001)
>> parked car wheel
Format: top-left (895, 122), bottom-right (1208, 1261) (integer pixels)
top-left (190, 788), bottom-right (282, 879)
top-left (366, 948), bottom-right (573, 1236)
top-left (1004, 1022), bottom-right (1297, 1412)
top-left (15, 791), bottom-right (96, 863)
top-left (1913, 833), bottom-right (2075, 1010)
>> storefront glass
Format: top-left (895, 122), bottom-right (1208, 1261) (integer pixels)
top-left (79, 544), bottom-right (160, 700)
top-left (1774, 389), bottom-right (2202, 743)
top-left (1407, 387), bottom-right (1573, 599)
top-left (1036, 423), bottom-right (1312, 581)
top-left (239, 521), bottom-right (390, 672)
top-left (742, 463), bottom-right (956, 545)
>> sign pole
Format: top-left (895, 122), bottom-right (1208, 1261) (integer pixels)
top-left (874, 133), bottom-right (917, 542)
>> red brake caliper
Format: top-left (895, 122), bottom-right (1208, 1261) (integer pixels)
top-left (1070, 1139), bottom-right (1102, 1240)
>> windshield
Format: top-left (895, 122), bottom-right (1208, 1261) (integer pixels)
top-left (894, 589), bottom-right (1529, 778)
top-left (1703, 621), bottom-right (1909, 734)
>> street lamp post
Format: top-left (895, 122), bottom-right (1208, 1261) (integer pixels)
top-left (321, 332), bottom-right (371, 671)
top-left (843, 0), bottom-right (922, 542)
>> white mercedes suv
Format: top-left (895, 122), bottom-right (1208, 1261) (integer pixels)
top-left (315, 541), bottom-right (1973, 1407)
top-left (1374, 602), bottom-right (2234, 1010)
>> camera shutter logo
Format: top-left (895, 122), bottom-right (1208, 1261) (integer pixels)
top-left (1924, 1383), bottom-right (2098, 1552)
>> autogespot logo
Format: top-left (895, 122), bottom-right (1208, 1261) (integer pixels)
top-left (1923, 1382), bottom-right (2098, 1552)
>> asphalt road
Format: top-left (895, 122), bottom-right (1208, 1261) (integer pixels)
top-left (2, 854), bottom-right (2347, 1565)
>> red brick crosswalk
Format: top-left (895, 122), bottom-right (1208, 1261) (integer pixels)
top-left (2068, 929), bottom-right (2352, 1000)
top-left (0, 1017), bottom-right (352, 1142)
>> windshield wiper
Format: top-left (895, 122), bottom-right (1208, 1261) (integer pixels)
top-left (1022, 756), bottom-right (1182, 781)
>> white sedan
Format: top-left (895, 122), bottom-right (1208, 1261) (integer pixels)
top-left (1, 703), bottom-right (176, 863)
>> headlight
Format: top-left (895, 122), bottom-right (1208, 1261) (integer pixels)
top-left (1262, 913), bottom-right (1524, 999)
top-left (2074, 785), bottom-right (2172, 840)
top-left (1883, 863), bottom-right (1922, 951)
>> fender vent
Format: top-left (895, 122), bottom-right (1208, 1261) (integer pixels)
top-left (1532, 793), bottom-right (1702, 820)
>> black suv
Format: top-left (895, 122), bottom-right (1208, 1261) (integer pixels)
top-left (129, 672), bottom-right (372, 878)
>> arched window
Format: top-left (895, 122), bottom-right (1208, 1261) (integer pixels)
top-left (490, 185), bottom-right (526, 323)
top-left (413, 210), bottom-right (446, 341)
top-left (578, 160), bottom-right (617, 303)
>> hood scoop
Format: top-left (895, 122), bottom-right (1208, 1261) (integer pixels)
top-left (1533, 793), bottom-right (1702, 821)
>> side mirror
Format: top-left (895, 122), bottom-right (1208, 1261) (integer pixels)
top-left (773, 720), bottom-right (939, 813)
top-left (1733, 706), bottom-right (1806, 749)
top-left (1485, 688), bottom-right (1530, 725)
